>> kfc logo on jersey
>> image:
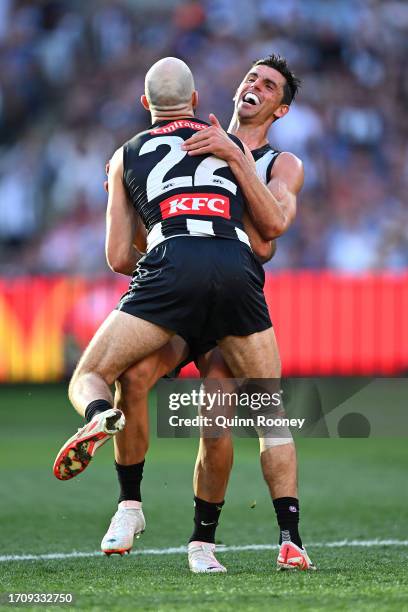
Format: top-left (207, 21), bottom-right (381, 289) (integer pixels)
top-left (150, 120), bottom-right (208, 135)
top-left (160, 192), bottom-right (231, 219)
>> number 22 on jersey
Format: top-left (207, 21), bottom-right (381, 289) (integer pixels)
top-left (139, 136), bottom-right (237, 202)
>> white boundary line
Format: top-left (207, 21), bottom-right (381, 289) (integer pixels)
top-left (1, 540), bottom-right (407, 562)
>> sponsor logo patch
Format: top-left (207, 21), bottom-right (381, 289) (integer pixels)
top-left (160, 192), bottom-right (231, 219)
top-left (150, 120), bottom-right (208, 135)
top-left (289, 506), bottom-right (298, 513)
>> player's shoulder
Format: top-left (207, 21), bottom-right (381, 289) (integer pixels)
top-left (109, 146), bottom-right (124, 173)
top-left (121, 127), bottom-right (155, 169)
top-left (123, 126), bottom-right (152, 150)
top-left (270, 150), bottom-right (304, 192)
top-left (271, 151), bottom-right (303, 176)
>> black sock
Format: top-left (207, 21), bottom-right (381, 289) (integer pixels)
top-left (273, 497), bottom-right (303, 548)
top-left (189, 496), bottom-right (224, 544)
top-left (84, 399), bottom-right (112, 423)
top-left (115, 460), bottom-right (145, 503)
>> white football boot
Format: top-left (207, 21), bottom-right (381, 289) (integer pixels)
top-left (53, 409), bottom-right (125, 480)
top-left (101, 501), bottom-right (146, 556)
top-left (188, 541), bottom-right (227, 573)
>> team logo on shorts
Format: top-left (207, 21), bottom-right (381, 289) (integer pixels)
top-left (160, 192), bottom-right (231, 219)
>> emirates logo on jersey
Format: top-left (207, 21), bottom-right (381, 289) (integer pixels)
top-left (160, 192), bottom-right (231, 219)
top-left (150, 120), bottom-right (208, 135)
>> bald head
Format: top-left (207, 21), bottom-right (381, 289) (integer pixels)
top-left (145, 57), bottom-right (196, 111)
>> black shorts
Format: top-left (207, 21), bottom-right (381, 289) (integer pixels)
top-left (117, 237), bottom-right (272, 351)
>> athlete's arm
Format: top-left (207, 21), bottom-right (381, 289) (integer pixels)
top-left (105, 159), bottom-right (147, 257)
top-left (183, 114), bottom-right (304, 240)
top-left (243, 210), bottom-right (277, 263)
top-left (105, 148), bottom-right (146, 276)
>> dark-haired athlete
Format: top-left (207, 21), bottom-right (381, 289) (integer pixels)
top-left (54, 55), bottom-right (315, 572)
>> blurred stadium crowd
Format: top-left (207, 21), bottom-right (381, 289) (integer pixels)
top-left (0, 0), bottom-right (407, 275)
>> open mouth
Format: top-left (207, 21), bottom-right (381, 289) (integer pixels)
top-left (242, 92), bottom-right (261, 106)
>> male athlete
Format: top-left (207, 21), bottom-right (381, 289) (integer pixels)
top-left (53, 56), bottom-right (315, 572)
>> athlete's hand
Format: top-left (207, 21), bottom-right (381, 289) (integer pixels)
top-left (104, 160), bottom-right (110, 193)
top-left (182, 114), bottom-right (242, 161)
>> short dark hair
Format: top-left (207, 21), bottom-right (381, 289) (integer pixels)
top-left (253, 54), bottom-right (301, 105)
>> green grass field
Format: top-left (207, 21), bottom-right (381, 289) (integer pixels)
top-left (1, 384), bottom-right (407, 611)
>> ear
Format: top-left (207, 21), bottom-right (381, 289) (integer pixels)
top-left (192, 90), bottom-right (199, 109)
top-left (141, 95), bottom-right (150, 111)
top-left (273, 104), bottom-right (290, 121)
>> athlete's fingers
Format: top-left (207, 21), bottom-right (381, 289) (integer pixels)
top-left (183, 129), bottom-right (211, 142)
top-left (182, 132), bottom-right (212, 147)
top-left (187, 145), bottom-right (213, 156)
top-left (209, 113), bottom-right (221, 128)
top-left (183, 137), bottom-right (213, 151)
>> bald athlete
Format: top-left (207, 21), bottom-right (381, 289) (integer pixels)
top-left (145, 56), bottom-right (196, 111)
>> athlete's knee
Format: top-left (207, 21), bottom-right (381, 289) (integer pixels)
top-left (259, 432), bottom-right (294, 454)
top-left (117, 358), bottom-right (158, 402)
top-left (258, 436), bottom-right (294, 453)
top-left (198, 348), bottom-right (233, 379)
top-left (70, 351), bottom-right (113, 389)
top-left (254, 409), bottom-right (293, 449)
top-left (205, 361), bottom-right (232, 379)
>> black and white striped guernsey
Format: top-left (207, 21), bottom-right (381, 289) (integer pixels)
top-left (122, 120), bottom-right (279, 252)
top-left (252, 143), bottom-right (280, 185)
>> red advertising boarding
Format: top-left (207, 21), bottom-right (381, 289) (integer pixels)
top-left (0, 273), bottom-right (407, 381)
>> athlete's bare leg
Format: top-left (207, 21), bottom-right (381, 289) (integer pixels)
top-left (68, 311), bottom-right (173, 417)
top-left (194, 348), bottom-right (234, 503)
top-left (218, 327), bottom-right (297, 498)
top-left (114, 336), bottom-right (189, 465)
top-left (99, 337), bottom-right (188, 556)
top-left (193, 435), bottom-right (233, 502)
top-left (260, 442), bottom-right (298, 498)
top-left (217, 327), bottom-right (280, 378)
